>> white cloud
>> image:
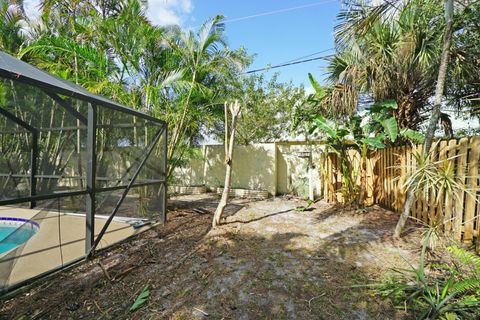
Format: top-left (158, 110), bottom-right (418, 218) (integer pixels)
top-left (146, 0), bottom-right (193, 26)
top-left (23, 0), bottom-right (193, 27)
top-left (23, 0), bottom-right (41, 20)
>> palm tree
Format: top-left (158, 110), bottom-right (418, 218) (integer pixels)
top-left (165, 15), bottom-right (244, 176)
top-left (8, 1), bottom-right (248, 180)
top-left (394, 0), bottom-right (456, 237)
top-left (326, 0), bottom-right (446, 130)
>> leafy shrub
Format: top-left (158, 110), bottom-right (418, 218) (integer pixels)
top-left (376, 230), bottom-right (480, 319)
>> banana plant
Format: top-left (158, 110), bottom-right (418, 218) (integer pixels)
top-left (313, 100), bottom-right (422, 205)
top-left (311, 115), bottom-right (357, 204)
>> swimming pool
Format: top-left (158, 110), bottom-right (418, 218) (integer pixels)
top-left (0, 218), bottom-right (39, 254)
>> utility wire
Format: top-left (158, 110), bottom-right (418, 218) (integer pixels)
top-left (283, 48), bottom-right (335, 64)
top-left (223, 0), bottom-right (339, 24)
top-left (243, 50), bottom-right (333, 74)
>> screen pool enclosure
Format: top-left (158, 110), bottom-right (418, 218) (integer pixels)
top-left (0, 51), bottom-right (167, 293)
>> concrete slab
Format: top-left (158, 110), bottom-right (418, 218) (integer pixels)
top-left (0, 206), bottom-right (149, 289)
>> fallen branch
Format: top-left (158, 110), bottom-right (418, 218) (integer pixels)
top-left (306, 293), bottom-right (326, 312)
top-left (113, 265), bottom-right (140, 281)
top-left (97, 263), bottom-right (112, 282)
top-left (193, 307), bottom-right (209, 316)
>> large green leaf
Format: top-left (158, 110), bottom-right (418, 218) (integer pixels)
top-left (130, 284), bottom-right (150, 312)
top-left (314, 115), bottom-right (337, 139)
top-left (400, 128), bottom-right (425, 144)
top-left (368, 99), bottom-right (398, 114)
top-left (381, 117), bottom-right (398, 142)
top-left (308, 73), bottom-right (325, 98)
top-left (362, 137), bottom-right (385, 149)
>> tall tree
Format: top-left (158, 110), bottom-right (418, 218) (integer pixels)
top-left (210, 73), bottom-right (305, 145)
top-left (394, 0), bottom-right (455, 237)
top-left (327, 0), bottom-right (462, 131)
top-left (165, 15), bottom-right (244, 177)
top-left (7, 1), bottom-right (249, 178)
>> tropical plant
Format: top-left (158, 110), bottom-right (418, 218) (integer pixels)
top-left (2, 0), bottom-right (251, 181)
top-left (394, 0), bottom-right (457, 237)
top-left (130, 284), bottom-right (151, 312)
top-left (213, 73), bottom-right (305, 145)
top-left (165, 15), bottom-right (246, 177)
top-left (306, 98), bottom-right (422, 205)
top-left (327, 0), bottom-right (479, 134)
top-left (376, 230), bottom-right (480, 319)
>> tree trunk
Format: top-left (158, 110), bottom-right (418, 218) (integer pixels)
top-left (213, 100), bottom-right (241, 228)
top-left (394, 0), bottom-right (454, 238)
top-left (213, 159), bottom-right (233, 227)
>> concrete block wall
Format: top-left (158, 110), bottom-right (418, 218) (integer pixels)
top-left (173, 141), bottom-right (325, 198)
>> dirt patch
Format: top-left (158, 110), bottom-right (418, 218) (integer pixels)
top-left (1, 194), bottom-right (422, 319)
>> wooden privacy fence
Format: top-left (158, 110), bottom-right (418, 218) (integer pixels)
top-left (320, 136), bottom-right (480, 250)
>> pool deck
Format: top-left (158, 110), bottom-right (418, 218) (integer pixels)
top-left (0, 206), bottom-right (150, 289)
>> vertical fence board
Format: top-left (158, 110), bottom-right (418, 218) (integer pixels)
top-left (336, 154), bottom-right (342, 202)
top-left (378, 149), bottom-right (383, 206)
top-left (387, 146), bottom-right (392, 209)
top-left (391, 147), bottom-right (395, 209)
top-left (410, 145), bottom-right (418, 220)
top-left (392, 147), bottom-right (397, 211)
top-left (415, 144), bottom-right (424, 222)
top-left (428, 142), bottom-right (440, 225)
top-left (405, 146), bottom-right (411, 213)
top-left (437, 140), bottom-right (448, 231)
top-left (321, 136), bottom-right (480, 248)
top-left (394, 147), bottom-right (400, 211)
top-left (328, 153), bottom-right (333, 202)
top-left (444, 139), bottom-right (457, 235)
top-left (398, 146), bottom-right (406, 210)
top-left (464, 137), bottom-right (479, 244)
top-left (366, 151), bottom-right (374, 205)
top-left (382, 148), bottom-right (386, 206)
top-left (454, 138), bottom-right (469, 241)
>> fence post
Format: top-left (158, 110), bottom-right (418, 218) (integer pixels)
top-left (85, 103), bottom-right (97, 254)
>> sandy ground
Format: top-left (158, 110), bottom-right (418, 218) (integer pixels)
top-left (0, 194), bottom-right (422, 319)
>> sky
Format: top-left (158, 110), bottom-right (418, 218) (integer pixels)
top-left (147, 0), bottom-right (342, 88)
top-left (23, 0), bottom-right (342, 88)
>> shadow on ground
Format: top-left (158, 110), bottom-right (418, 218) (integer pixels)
top-left (0, 195), bottom-right (421, 319)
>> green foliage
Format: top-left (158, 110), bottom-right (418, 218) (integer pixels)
top-left (380, 117), bottom-right (398, 142)
top-left (376, 235), bottom-right (480, 319)
top-left (328, 0), bottom-right (480, 132)
top-left (401, 128), bottom-right (425, 144)
top-left (401, 142), bottom-right (471, 206)
top-left (294, 73), bottom-right (356, 129)
top-left (213, 73), bottom-right (305, 145)
top-left (130, 284), bottom-right (151, 312)
top-left (0, 0), bottom-right (260, 177)
top-left (305, 99), bottom-right (427, 206)
top-left (294, 199), bottom-right (316, 212)
top-left (0, 0), bottom-right (25, 54)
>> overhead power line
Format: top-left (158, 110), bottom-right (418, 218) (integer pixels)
top-left (283, 48), bottom-right (335, 64)
top-left (223, 0), bottom-right (339, 24)
top-left (243, 49), bottom-right (334, 74)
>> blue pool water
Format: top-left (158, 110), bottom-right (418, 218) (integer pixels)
top-left (0, 224), bottom-right (38, 254)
